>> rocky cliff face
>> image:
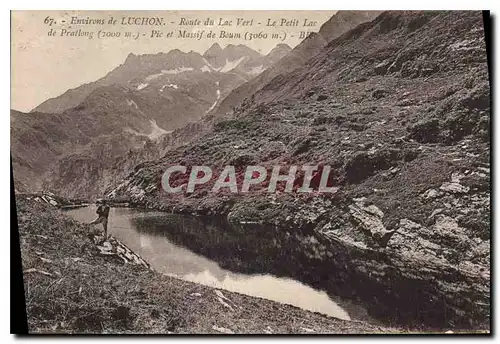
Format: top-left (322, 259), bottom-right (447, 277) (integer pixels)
top-left (109, 11), bottom-right (490, 329)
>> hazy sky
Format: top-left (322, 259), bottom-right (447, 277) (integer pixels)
top-left (11, 10), bottom-right (336, 112)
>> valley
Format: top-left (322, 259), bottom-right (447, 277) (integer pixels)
top-left (11, 42), bottom-right (291, 198)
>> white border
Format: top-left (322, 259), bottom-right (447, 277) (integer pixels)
top-left (3, 1), bottom-right (498, 343)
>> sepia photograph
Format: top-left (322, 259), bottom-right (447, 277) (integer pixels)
top-left (10, 8), bottom-right (491, 335)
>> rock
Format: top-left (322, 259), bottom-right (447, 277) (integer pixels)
top-left (212, 325), bottom-right (234, 334)
top-left (344, 147), bottom-right (414, 183)
top-left (102, 242), bottom-right (113, 251)
top-left (408, 118), bottom-right (441, 143)
top-left (422, 188), bottom-right (440, 199)
top-left (374, 61), bottom-right (390, 75)
top-left (440, 182), bottom-right (470, 194)
top-left (301, 327), bottom-right (316, 333)
top-left (97, 247), bottom-right (115, 256)
top-left (24, 268), bottom-right (53, 277)
top-left (264, 326), bottom-right (274, 334)
top-left (40, 257), bottom-right (53, 263)
top-left (428, 208), bottom-right (444, 220)
top-left (399, 218), bottom-right (422, 231)
top-left (349, 203), bottom-right (395, 247)
top-left (364, 204), bottom-right (385, 218)
top-left (451, 172), bottom-right (465, 183)
top-left (372, 230), bottom-right (397, 247)
top-left (372, 89), bottom-right (389, 99)
top-left (461, 172), bottom-right (490, 192)
top-left (433, 215), bottom-right (459, 232)
top-left (215, 290), bottom-right (235, 311)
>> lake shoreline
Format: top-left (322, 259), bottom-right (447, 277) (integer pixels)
top-left (66, 204), bottom-right (381, 324)
top-left (105, 192), bottom-right (490, 331)
top-left (16, 197), bottom-right (397, 334)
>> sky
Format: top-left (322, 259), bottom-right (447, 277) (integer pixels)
top-left (11, 10), bottom-right (336, 112)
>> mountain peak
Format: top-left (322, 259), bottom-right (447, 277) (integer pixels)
top-left (167, 48), bottom-right (184, 56)
top-left (274, 43), bottom-right (292, 50)
top-left (318, 10), bottom-right (383, 38)
top-left (266, 43), bottom-right (292, 63)
top-left (267, 43), bottom-right (292, 55)
top-left (124, 53), bottom-right (138, 64)
top-left (204, 43), bottom-right (223, 57)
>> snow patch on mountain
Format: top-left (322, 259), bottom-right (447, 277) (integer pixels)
top-left (137, 83), bottom-right (148, 91)
top-left (148, 119), bottom-right (172, 140)
top-left (202, 58), bottom-right (218, 71)
top-left (160, 84), bottom-right (179, 92)
top-left (206, 81), bottom-right (221, 113)
top-left (248, 65), bottom-right (265, 76)
top-left (219, 57), bottom-right (246, 73)
top-left (145, 67), bottom-right (195, 82)
top-left (124, 119), bottom-right (172, 140)
top-left (162, 67), bottom-right (194, 74)
top-left (201, 65), bottom-right (212, 73)
top-left (126, 98), bottom-right (139, 109)
top-left (145, 72), bottom-right (165, 82)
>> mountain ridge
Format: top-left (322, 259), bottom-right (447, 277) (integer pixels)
top-left (214, 10), bottom-right (383, 115)
top-left (32, 43), bottom-right (290, 114)
top-left (13, 42), bottom-right (293, 196)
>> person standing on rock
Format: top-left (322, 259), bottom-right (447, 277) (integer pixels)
top-left (89, 199), bottom-right (110, 238)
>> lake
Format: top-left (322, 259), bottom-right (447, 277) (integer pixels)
top-left (66, 205), bottom-right (373, 322)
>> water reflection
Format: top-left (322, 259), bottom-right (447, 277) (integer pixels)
top-left (67, 206), bottom-right (372, 322)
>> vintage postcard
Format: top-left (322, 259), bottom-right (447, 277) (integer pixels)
top-left (10, 10), bottom-right (491, 334)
